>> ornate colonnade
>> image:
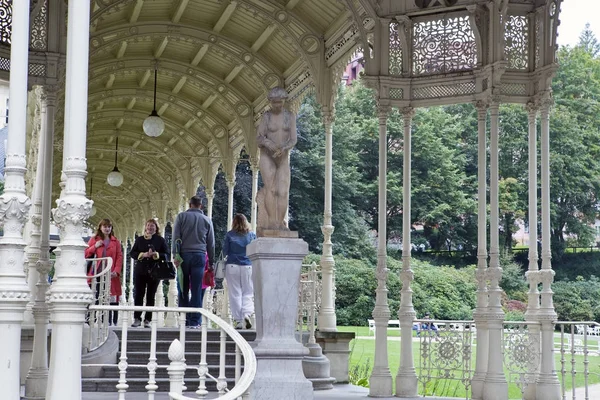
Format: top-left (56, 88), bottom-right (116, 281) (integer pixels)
top-left (362, 1), bottom-right (562, 399)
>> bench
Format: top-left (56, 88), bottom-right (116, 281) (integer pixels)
top-left (368, 319), bottom-right (426, 335)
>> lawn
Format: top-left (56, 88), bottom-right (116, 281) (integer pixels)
top-left (340, 326), bottom-right (600, 399)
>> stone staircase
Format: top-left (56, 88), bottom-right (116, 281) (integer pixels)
top-left (82, 327), bottom-right (256, 393)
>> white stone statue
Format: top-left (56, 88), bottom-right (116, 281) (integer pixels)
top-left (256, 87), bottom-right (297, 234)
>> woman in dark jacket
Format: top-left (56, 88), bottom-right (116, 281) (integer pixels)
top-left (129, 218), bottom-right (170, 328)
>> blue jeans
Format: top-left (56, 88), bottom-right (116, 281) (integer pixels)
top-left (178, 252), bottom-right (205, 326)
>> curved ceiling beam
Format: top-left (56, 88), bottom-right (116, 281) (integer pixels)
top-left (90, 198), bottom-right (132, 233)
top-left (89, 56), bottom-right (256, 121)
top-left (89, 2), bottom-right (320, 75)
top-left (85, 108), bottom-right (223, 161)
top-left (85, 129), bottom-right (187, 189)
top-left (86, 83), bottom-right (239, 156)
top-left (63, 159), bottom-right (165, 216)
top-left (87, 83), bottom-right (241, 137)
top-left (89, 22), bottom-right (278, 94)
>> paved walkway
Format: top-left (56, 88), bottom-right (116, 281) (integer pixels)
top-left (82, 384), bottom-right (456, 399)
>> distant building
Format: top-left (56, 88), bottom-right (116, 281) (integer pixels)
top-left (342, 52), bottom-right (364, 86)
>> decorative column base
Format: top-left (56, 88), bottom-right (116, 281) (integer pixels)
top-left (248, 237), bottom-right (313, 400)
top-left (471, 324), bottom-right (489, 400)
top-left (535, 321), bottom-right (561, 400)
top-left (315, 331), bottom-right (355, 383)
top-left (482, 319), bottom-right (508, 400)
top-left (395, 317), bottom-right (418, 397)
top-left (302, 342), bottom-right (335, 390)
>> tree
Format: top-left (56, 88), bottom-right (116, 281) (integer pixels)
top-left (499, 177), bottom-right (524, 252)
top-left (578, 23), bottom-right (600, 58)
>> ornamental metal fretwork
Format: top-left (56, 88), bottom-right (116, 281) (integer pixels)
top-left (389, 22), bottom-right (403, 75)
top-left (0, 0), bottom-right (11, 45)
top-left (505, 15), bottom-right (529, 70)
top-left (417, 321), bottom-right (473, 398)
top-left (503, 322), bottom-right (541, 396)
top-left (412, 15), bottom-right (477, 75)
top-left (30, 0), bottom-right (47, 51)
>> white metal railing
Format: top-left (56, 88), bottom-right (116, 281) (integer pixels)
top-left (86, 305), bottom-right (256, 400)
top-left (416, 319), bottom-right (474, 398)
top-left (502, 321), bottom-right (541, 397)
top-left (555, 321), bottom-right (600, 400)
top-left (297, 262), bottom-right (321, 341)
top-left (86, 256), bottom-right (114, 352)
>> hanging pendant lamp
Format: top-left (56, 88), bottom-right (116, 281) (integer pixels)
top-left (107, 136), bottom-right (124, 187)
top-left (143, 62), bottom-right (165, 137)
top-left (89, 176), bottom-right (97, 216)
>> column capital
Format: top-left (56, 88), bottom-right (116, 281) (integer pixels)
top-left (475, 100), bottom-right (489, 115)
top-left (249, 157), bottom-right (260, 171)
top-left (538, 91), bottom-right (554, 115)
top-left (401, 107), bottom-right (415, 123)
top-left (225, 177), bottom-right (236, 189)
top-left (377, 104), bottom-right (391, 120)
top-left (526, 101), bottom-right (539, 119)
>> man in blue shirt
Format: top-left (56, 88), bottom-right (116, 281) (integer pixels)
top-left (172, 196), bottom-right (215, 328)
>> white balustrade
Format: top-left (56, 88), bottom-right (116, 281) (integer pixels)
top-left (86, 256), bottom-right (114, 352)
top-left (86, 305), bottom-right (256, 399)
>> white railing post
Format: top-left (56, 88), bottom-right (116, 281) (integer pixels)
top-left (156, 280), bottom-right (165, 327)
top-left (146, 314), bottom-right (159, 399)
top-left (46, 1), bottom-right (94, 397)
top-left (168, 339), bottom-right (186, 396)
top-left (196, 316), bottom-right (209, 398)
top-left (165, 278), bottom-right (178, 327)
top-left (0, 0), bottom-right (33, 397)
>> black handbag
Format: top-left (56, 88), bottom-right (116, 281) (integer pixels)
top-left (150, 258), bottom-right (176, 280)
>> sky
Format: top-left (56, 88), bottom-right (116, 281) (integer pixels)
top-left (557, 0), bottom-right (600, 47)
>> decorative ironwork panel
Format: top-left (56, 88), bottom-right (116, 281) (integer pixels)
top-left (501, 83), bottom-right (527, 96)
top-left (505, 15), bottom-right (529, 70)
top-left (389, 22), bottom-right (403, 75)
top-left (0, 55), bottom-right (9, 71)
top-left (30, 0), bottom-right (47, 51)
top-left (28, 63), bottom-right (46, 77)
top-left (412, 14), bottom-right (477, 75)
top-left (325, 24), bottom-right (358, 62)
top-left (417, 321), bottom-right (473, 398)
top-left (389, 88), bottom-right (403, 99)
top-left (503, 322), bottom-right (541, 396)
top-left (413, 81), bottom-right (476, 99)
top-left (0, 0), bottom-right (11, 45)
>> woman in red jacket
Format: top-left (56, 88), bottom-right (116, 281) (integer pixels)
top-left (85, 218), bottom-right (123, 326)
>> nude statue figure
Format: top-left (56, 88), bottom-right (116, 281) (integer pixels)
top-left (256, 87), bottom-right (297, 232)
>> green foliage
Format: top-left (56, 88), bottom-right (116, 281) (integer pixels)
top-left (553, 276), bottom-right (600, 322)
top-left (499, 254), bottom-right (528, 301)
top-left (348, 355), bottom-right (371, 388)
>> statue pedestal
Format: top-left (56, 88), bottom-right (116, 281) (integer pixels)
top-left (248, 237), bottom-right (313, 400)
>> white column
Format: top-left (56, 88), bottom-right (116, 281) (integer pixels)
top-left (396, 107), bottom-right (417, 397)
top-left (369, 104), bottom-right (392, 396)
top-left (25, 87), bottom-right (57, 400)
top-left (535, 96), bottom-right (561, 400)
top-left (226, 177), bottom-right (235, 230)
top-left (206, 189), bottom-right (214, 220)
top-left (472, 102), bottom-right (489, 400)
top-left (318, 110), bottom-right (337, 332)
top-left (24, 93), bottom-right (45, 326)
top-left (250, 158), bottom-right (259, 232)
top-left (46, 1), bottom-right (94, 399)
top-left (483, 102), bottom-right (508, 400)
top-left (523, 103), bottom-right (540, 400)
top-left (0, 1), bottom-right (33, 398)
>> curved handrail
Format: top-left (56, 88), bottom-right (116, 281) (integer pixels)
top-left (86, 256), bottom-right (114, 352)
top-left (89, 305), bottom-right (257, 400)
top-left (87, 256), bottom-right (114, 278)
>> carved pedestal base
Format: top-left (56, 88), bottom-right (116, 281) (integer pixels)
top-left (248, 237), bottom-right (313, 400)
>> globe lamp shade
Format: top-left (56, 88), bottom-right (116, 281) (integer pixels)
top-left (143, 110), bottom-right (165, 137)
top-left (107, 167), bottom-right (124, 187)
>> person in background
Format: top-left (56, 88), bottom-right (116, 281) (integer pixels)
top-left (130, 219), bottom-right (170, 328)
top-left (223, 214), bottom-right (256, 329)
top-left (420, 312), bottom-right (440, 337)
top-left (85, 218), bottom-right (123, 326)
top-left (172, 196), bottom-right (215, 329)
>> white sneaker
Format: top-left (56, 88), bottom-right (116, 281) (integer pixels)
top-left (244, 315), bottom-right (253, 329)
top-left (235, 321), bottom-right (244, 329)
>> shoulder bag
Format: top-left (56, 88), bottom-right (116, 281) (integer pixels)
top-left (150, 258), bottom-right (176, 280)
top-left (215, 251), bottom-right (226, 280)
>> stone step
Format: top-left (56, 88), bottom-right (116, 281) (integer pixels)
top-left (121, 351), bottom-right (243, 366)
top-left (125, 339), bottom-right (241, 353)
top-left (112, 327), bottom-right (256, 342)
top-left (82, 377), bottom-right (236, 393)
top-left (99, 364), bottom-right (241, 379)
